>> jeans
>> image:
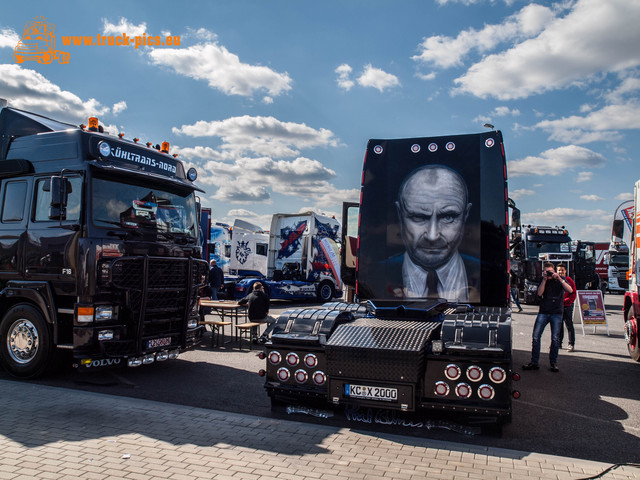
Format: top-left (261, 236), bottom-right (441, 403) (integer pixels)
top-left (210, 287), bottom-right (219, 301)
top-left (510, 288), bottom-right (522, 310)
top-left (559, 304), bottom-right (575, 347)
top-left (531, 312), bottom-right (563, 366)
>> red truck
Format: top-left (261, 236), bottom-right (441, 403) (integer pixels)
top-left (624, 181), bottom-right (640, 362)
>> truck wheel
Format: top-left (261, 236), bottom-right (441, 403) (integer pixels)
top-left (0, 304), bottom-right (52, 378)
top-left (317, 281), bottom-right (334, 302)
top-left (625, 308), bottom-right (640, 362)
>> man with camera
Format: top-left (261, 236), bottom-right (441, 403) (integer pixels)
top-left (523, 262), bottom-right (574, 373)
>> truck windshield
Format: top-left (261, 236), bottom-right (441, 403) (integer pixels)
top-left (526, 241), bottom-right (570, 259)
top-left (91, 177), bottom-right (197, 238)
top-left (610, 254), bottom-right (628, 267)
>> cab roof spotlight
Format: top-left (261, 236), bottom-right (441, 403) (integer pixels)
top-left (146, 142), bottom-right (152, 148)
top-left (133, 137), bottom-right (139, 143)
top-left (161, 141), bottom-right (170, 154)
top-left (118, 133), bottom-right (124, 139)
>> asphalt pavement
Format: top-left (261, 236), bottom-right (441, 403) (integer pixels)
top-left (0, 294), bottom-right (639, 479)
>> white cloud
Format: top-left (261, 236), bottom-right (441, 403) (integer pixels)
top-left (509, 188), bottom-right (535, 201)
top-left (615, 192), bottom-right (634, 201)
top-left (262, 96), bottom-right (273, 104)
top-left (221, 209), bottom-right (272, 231)
top-left (0, 64), bottom-right (114, 122)
top-left (335, 64), bottom-right (354, 91)
top-left (173, 115), bottom-right (338, 158)
top-left (453, 0), bottom-right (640, 99)
top-left (534, 101), bottom-right (640, 144)
top-left (413, 4), bottom-right (554, 69)
top-left (172, 114), bottom-right (347, 205)
top-left (577, 171), bottom-right (593, 183)
top-left (0, 28), bottom-right (19, 48)
top-left (102, 18), bottom-right (147, 37)
top-left (524, 208), bottom-right (608, 225)
top-left (508, 145), bottom-right (606, 177)
top-left (112, 101), bottom-right (127, 115)
top-left (580, 194), bottom-right (604, 201)
top-left (148, 40), bottom-right (292, 98)
top-left (357, 64), bottom-right (400, 92)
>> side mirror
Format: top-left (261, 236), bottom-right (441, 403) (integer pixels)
top-left (49, 176), bottom-right (69, 220)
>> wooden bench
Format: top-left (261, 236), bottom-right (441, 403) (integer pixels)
top-left (235, 322), bottom-right (262, 350)
top-left (199, 320), bottom-right (233, 347)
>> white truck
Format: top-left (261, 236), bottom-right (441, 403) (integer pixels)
top-left (233, 211), bottom-right (342, 301)
top-left (229, 225), bottom-right (269, 278)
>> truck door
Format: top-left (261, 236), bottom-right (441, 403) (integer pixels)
top-left (25, 175), bottom-right (83, 296)
top-left (0, 178), bottom-right (30, 282)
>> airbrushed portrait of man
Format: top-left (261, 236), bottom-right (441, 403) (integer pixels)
top-left (394, 164), bottom-right (474, 300)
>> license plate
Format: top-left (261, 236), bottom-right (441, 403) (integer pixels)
top-left (147, 337), bottom-right (171, 349)
top-left (345, 384), bottom-right (398, 402)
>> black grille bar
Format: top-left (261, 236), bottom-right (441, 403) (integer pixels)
top-left (106, 255), bottom-right (208, 354)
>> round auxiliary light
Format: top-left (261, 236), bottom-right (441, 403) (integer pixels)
top-left (304, 353), bottom-right (318, 368)
top-left (312, 371), bottom-right (327, 386)
top-left (187, 167), bottom-right (198, 182)
top-left (286, 352), bottom-right (299, 366)
top-left (277, 367), bottom-right (290, 382)
top-left (478, 384), bottom-right (495, 401)
top-left (294, 369), bottom-right (308, 384)
top-left (268, 351), bottom-right (282, 365)
top-left (98, 141), bottom-right (111, 157)
top-left (466, 365), bottom-right (483, 382)
top-left (455, 383), bottom-right (472, 399)
top-left (489, 366), bottom-right (506, 384)
top-left (434, 381), bottom-right (450, 397)
top-left (444, 363), bottom-right (462, 381)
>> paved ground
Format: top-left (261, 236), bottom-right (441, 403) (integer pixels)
top-left (1, 378), bottom-right (639, 479)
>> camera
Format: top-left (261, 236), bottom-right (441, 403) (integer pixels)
top-left (546, 270), bottom-right (554, 278)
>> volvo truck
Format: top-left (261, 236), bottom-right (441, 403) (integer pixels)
top-left (0, 104), bottom-right (208, 378)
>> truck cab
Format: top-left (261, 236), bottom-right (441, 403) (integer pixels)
top-left (510, 225), bottom-right (572, 303)
top-left (0, 106), bottom-right (208, 378)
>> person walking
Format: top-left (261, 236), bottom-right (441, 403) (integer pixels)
top-left (557, 263), bottom-right (577, 352)
top-left (510, 270), bottom-right (523, 313)
top-left (522, 262), bottom-right (573, 373)
top-left (208, 259), bottom-right (224, 300)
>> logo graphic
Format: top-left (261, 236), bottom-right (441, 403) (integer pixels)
top-left (14, 17), bottom-right (70, 65)
top-left (278, 221), bottom-right (307, 259)
top-left (235, 240), bottom-right (251, 265)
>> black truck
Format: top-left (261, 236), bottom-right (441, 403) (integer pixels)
top-left (259, 131), bottom-right (519, 428)
top-left (0, 105), bottom-right (208, 378)
top-left (510, 224), bottom-right (573, 304)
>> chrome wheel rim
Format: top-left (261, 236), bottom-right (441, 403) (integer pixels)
top-left (7, 319), bottom-right (39, 364)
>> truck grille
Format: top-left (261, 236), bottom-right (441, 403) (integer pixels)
top-left (325, 318), bottom-right (441, 383)
top-left (104, 256), bottom-right (208, 350)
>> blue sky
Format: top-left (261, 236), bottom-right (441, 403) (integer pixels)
top-left (1, 0), bottom-right (639, 242)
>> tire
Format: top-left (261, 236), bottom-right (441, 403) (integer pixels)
top-left (625, 307), bottom-right (640, 362)
top-left (38, 52), bottom-right (53, 65)
top-left (317, 281), bottom-right (334, 302)
top-left (0, 304), bottom-right (52, 378)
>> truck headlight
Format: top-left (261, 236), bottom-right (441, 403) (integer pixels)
top-left (95, 306), bottom-right (113, 321)
top-left (187, 319), bottom-right (198, 328)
